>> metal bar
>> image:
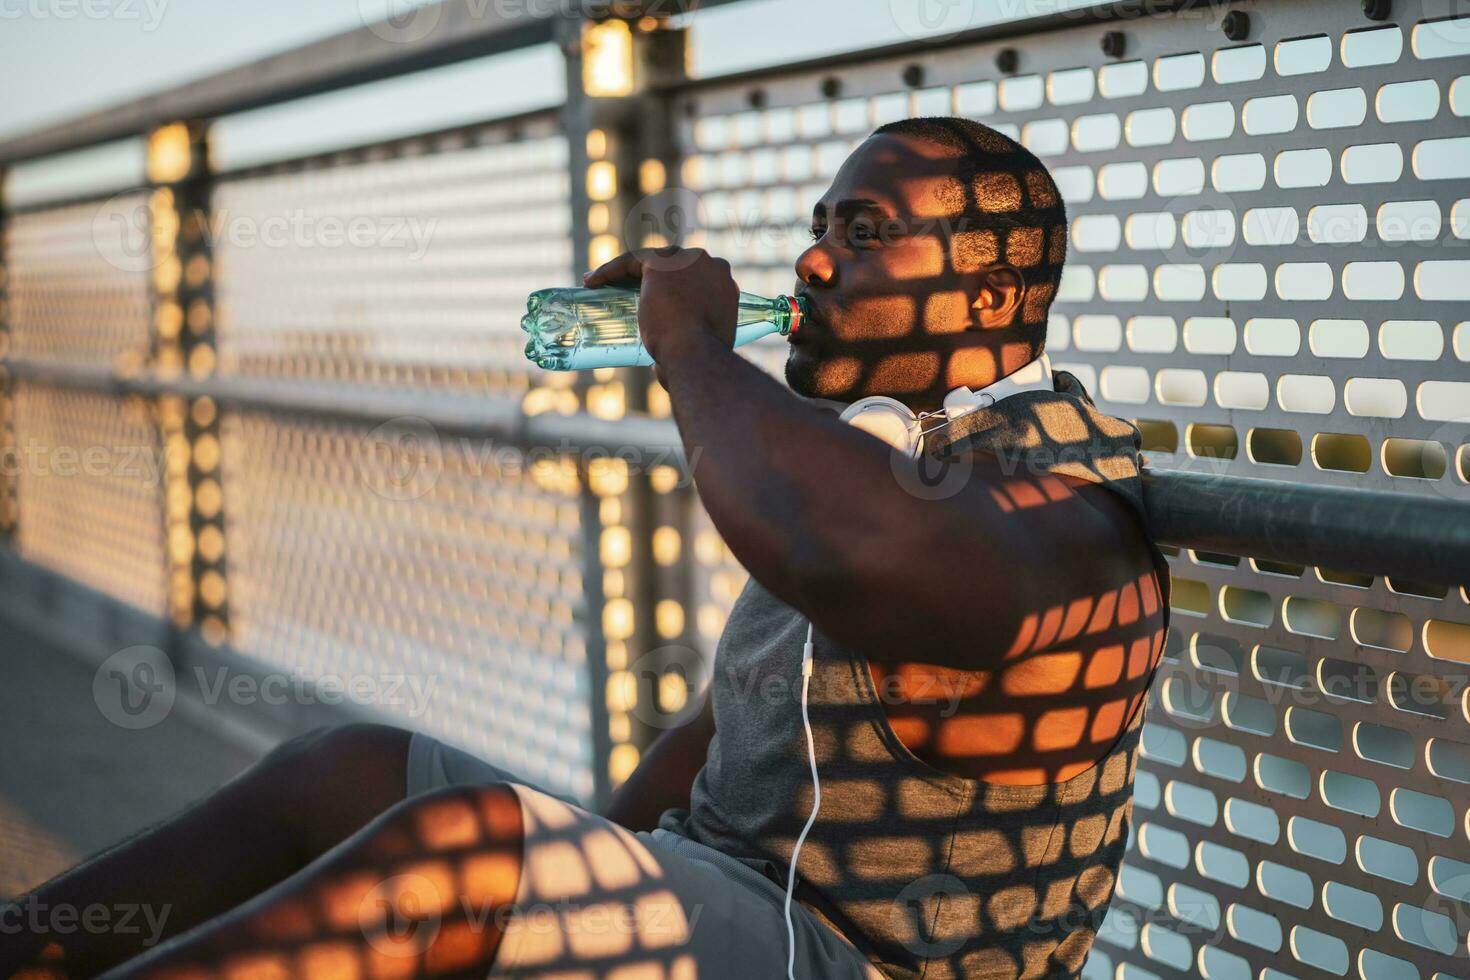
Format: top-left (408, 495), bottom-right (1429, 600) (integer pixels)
top-left (659, 0), bottom-right (1215, 96)
top-left (1, 358), bottom-right (679, 455)
top-left (0, 0), bottom-right (557, 165)
top-left (144, 122), bottom-right (233, 644)
top-left (0, 173), bottom-right (15, 543)
top-left (1141, 468), bottom-right (1470, 590)
top-left (632, 32), bottom-right (705, 740)
top-left (574, 475), bottom-right (617, 814)
top-left (561, 12), bottom-right (619, 815)
top-left (560, 12), bottom-right (695, 809)
top-left (0, 0), bottom-right (1231, 168)
top-left (210, 107), bottom-right (561, 182)
top-left (9, 355), bottom-right (1469, 589)
top-left (4, 185), bottom-right (154, 218)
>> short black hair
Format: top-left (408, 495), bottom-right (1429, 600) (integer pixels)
top-left (871, 116), bottom-right (1068, 353)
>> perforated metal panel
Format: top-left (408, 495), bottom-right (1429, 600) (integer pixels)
top-left (211, 116), bottom-right (572, 396)
top-left (218, 409), bottom-right (595, 800)
top-left (10, 383), bottom-right (166, 616)
top-left (671, 4), bottom-right (1470, 976)
top-left (4, 196), bottom-right (166, 614)
top-left (6, 194), bottom-right (153, 369)
top-left (684, 499), bottom-right (748, 661)
top-left (0, 4), bottom-right (1466, 972)
top-left (202, 113), bottom-right (597, 798)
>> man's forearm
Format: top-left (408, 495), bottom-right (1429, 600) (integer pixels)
top-left (600, 697), bottom-right (716, 833)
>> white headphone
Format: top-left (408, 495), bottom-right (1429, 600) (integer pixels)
top-left (835, 352), bottom-right (1054, 459)
top-left (782, 353), bottom-right (1054, 979)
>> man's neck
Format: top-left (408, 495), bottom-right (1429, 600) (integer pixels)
top-left (794, 344), bottom-right (1047, 415)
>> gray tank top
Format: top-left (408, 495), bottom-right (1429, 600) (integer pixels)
top-left (659, 370), bottom-right (1171, 979)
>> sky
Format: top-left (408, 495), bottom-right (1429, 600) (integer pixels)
top-left (0, 0), bottom-right (1096, 200)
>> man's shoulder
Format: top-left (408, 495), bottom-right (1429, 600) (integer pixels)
top-left (957, 443), bottom-right (1146, 538)
top-left (956, 443), bottom-right (1166, 627)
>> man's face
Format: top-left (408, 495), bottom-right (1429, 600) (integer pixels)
top-left (787, 132), bottom-right (1016, 404)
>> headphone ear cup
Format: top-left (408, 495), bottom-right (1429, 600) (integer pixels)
top-left (838, 397), bottom-right (924, 459)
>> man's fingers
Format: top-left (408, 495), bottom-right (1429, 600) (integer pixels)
top-left (584, 251), bottom-right (646, 287)
top-left (584, 246), bottom-right (705, 287)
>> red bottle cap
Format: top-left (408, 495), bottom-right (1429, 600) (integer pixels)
top-left (785, 295), bottom-right (803, 335)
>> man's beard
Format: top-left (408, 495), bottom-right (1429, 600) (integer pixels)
top-left (784, 344), bottom-right (819, 398)
top-left (783, 335), bottom-right (938, 404)
top-left (783, 346), bottom-right (862, 419)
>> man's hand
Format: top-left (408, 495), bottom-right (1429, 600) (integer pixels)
top-left (583, 247), bottom-right (739, 387)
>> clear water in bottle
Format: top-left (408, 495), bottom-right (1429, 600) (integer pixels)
top-left (521, 285), bottom-right (808, 370)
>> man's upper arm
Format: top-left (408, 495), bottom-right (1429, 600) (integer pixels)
top-left (599, 681), bottom-right (716, 830)
top-left (687, 683), bottom-right (715, 738)
top-left (798, 449), bottom-right (1165, 675)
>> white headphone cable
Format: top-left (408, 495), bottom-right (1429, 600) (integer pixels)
top-left (785, 620), bottom-right (820, 980)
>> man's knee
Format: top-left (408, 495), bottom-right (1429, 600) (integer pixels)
top-left (262, 723), bottom-right (409, 795)
top-left (263, 723), bottom-right (416, 856)
top-left (271, 722), bottom-right (409, 772)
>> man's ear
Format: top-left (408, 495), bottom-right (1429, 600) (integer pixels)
top-left (972, 264), bottom-right (1025, 329)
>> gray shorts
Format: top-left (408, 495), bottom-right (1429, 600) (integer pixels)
top-left (406, 732), bottom-right (883, 979)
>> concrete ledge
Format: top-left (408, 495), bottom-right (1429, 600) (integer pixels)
top-left (0, 550), bottom-right (382, 758)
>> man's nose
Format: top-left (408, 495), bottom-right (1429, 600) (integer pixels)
top-left (795, 241), bottom-right (835, 287)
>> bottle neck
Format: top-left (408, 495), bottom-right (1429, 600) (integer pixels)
top-left (735, 292), bottom-right (807, 338)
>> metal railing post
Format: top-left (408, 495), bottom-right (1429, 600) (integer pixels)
top-left (0, 174), bottom-right (14, 545)
top-left (627, 28), bottom-right (712, 753)
top-left (560, 7), bottom-right (691, 810)
top-left (145, 122), bottom-right (230, 646)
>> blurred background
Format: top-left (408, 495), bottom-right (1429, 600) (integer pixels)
top-left (2, 1), bottom-right (1469, 976)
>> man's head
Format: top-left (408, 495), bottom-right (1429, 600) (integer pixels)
top-left (787, 116), bottom-right (1068, 410)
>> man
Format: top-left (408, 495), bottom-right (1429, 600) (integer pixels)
top-left (2, 117), bottom-right (1167, 980)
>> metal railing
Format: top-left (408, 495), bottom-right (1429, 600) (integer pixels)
top-left (2, 0), bottom-right (1468, 976)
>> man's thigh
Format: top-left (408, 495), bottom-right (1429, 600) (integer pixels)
top-left (495, 784), bottom-right (881, 980)
top-left (405, 734), bottom-right (880, 979)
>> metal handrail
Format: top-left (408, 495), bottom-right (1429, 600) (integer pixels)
top-left (0, 0), bottom-right (1215, 167)
top-left (2, 358), bottom-right (680, 457)
top-left (9, 356), bottom-right (1467, 588)
top-left (0, 0), bottom-right (558, 165)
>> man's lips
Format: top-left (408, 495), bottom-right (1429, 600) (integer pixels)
top-left (792, 295), bottom-right (827, 342)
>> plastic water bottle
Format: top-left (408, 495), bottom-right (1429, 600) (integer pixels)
top-left (521, 285), bottom-right (809, 370)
